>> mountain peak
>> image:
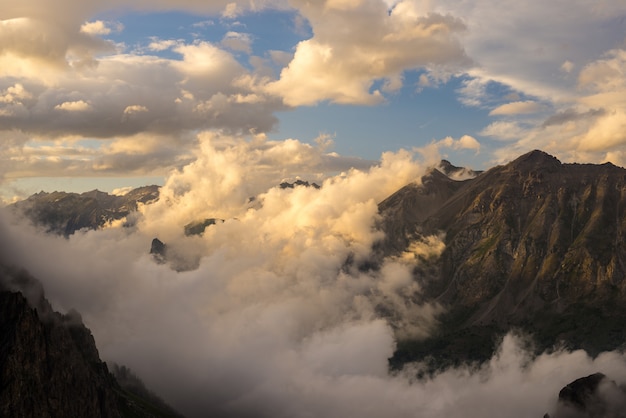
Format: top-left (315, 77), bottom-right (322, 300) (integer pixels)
top-left (509, 149), bottom-right (561, 171)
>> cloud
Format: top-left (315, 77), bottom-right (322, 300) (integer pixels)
top-left (264, 0), bottom-right (470, 105)
top-left (222, 2), bottom-right (241, 18)
top-left (489, 100), bottom-right (543, 116)
top-left (3, 137), bottom-right (626, 417)
top-left (147, 39), bottom-right (180, 52)
top-left (578, 49), bottom-right (626, 93)
top-left (487, 46), bottom-right (626, 164)
top-left (80, 20), bottom-right (124, 36)
top-left (420, 134), bottom-right (481, 163)
top-left (541, 108), bottom-right (606, 128)
top-left (0, 135), bottom-right (439, 416)
top-left (439, 0), bottom-right (626, 101)
top-left (560, 60), bottom-right (574, 73)
top-left (54, 100), bottom-right (92, 111)
top-left (480, 121), bottom-right (529, 141)
top-left (123, 104), bottom-right (149, 115)
top-left (220, 31), bottom-right (253, 54)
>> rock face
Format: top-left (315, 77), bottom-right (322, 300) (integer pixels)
top-left (10, 185), bottom-right (159, 236)
top-left (382, 151), bottom-right (626, 367)
top-left (279, 180), bottom-right (321, 189)
top-left (546, 373), bottom-right (626, 418)
top-left (0, 264), bottom-right (123, 417)
top-left (0, 264), bottom-right (182, 417)
top-left (184, 218), bottom-right (224, 237)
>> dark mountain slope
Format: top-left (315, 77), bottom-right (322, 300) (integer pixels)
top-left (0, 264), bottom-right (123, 417)
top-left (0, 264), bottom-right (182, 417)
top-left (9, 185), bottom-right (159, 236)
top-left (381, 151), bottom-right (626, 367)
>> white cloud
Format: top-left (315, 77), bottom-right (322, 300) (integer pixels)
top-left (147, 39), bottom-right (180, 52)
top-left (222, 2), bottom-right (241, 18)
top-left (480, 121), bottom-right (528, 141)
top-left (486, 47), bottom-right (626, 163)
top-left (264, 1), bottom-right (470, 106)
top-left (419, 134), bottom-right (481, 164)
top-left (578, 48), bottom-right (626, 93)
top-left (54, 100), bottom-right (92, 111)
top-left (0, 83), bottom-right (32, 103)
top-left (80, 20), bottom-right (124, 36)
top-left (123, 105), bottom-right (149, 115)
top-left (489, 101), bottom-right (543, 116)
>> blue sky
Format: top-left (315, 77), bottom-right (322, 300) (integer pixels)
top-left (1, 0), bottom-right (626, 201)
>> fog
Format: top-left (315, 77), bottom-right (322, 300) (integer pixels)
top-left (2, 134), bottom-right (626, 417)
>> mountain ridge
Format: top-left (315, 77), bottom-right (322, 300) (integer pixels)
top-left (8, 185), bottom-right (160, 237)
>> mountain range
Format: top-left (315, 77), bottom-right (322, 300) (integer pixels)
top-left (4, 150), bottom-right (626, 416)
top-left (9, 186), bottom-right (159, 237)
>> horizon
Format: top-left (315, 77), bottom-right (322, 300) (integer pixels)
top-left (1, 1), bottom-right (626, 202)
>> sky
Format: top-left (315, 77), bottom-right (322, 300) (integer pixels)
top-left (1, 0), bottom-right (626, 202)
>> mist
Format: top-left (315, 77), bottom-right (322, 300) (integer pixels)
top-left (2, 133), bottom-right (626, 418)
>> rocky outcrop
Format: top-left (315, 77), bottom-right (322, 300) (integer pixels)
top-left (279, 180), bottom-right (321, 189)
top-left (10, 185), bottom-right (159, 236)
top-left (436, 159), bottom-right (482, 180)
top-left (150, 238), bottom-right (168, 264)
top-left (184, 218), bottom-right (224, 237)
top-left (545, 373), bottom-right (626, 418)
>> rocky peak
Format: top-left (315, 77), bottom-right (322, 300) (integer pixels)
top-left (507, 149), bottom-right (561, 173)
top-left (437, 160), bottom-right (482, 179)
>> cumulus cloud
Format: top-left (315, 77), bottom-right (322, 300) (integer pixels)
top-left (0, 41), bottom-right (283, 139)
top-left (147, 39), bottom-right (180, 52)
top-left (54, 100), bottom-right (92, 112)
top-left (3, 136), bottom-right (626, 418)
top-left (80, 20), bottom-right (124, 36)
top-left (0, 2), bottom-right (290, 187)
top-left (264, 0), bottom-right (470, 105)
top-left (123, 104), bottom-right (148, 115)
top-left (420, 134), bottom-right (481, 164)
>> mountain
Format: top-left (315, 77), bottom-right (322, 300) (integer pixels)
top-left (380, 150), bottom-right (626, 369)
top-left (0, 263), bottom-right (182, 417)
top-left (9, 186), bottom-right (159, 236)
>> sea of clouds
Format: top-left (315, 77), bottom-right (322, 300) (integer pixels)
top-left (2, 133), bottom-right (626, 418)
